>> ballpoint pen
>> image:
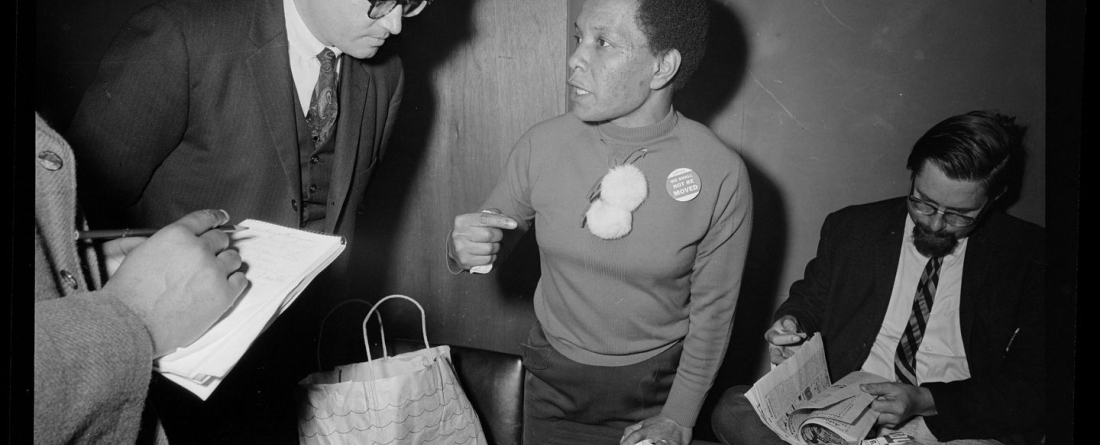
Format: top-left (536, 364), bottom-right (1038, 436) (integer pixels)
top-left (76, 225), bottom-right (248, 241)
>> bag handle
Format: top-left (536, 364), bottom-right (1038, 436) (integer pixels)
top-left (363, 294), bottom-right (433, 363)
top-left (315, 299), bottom-right (386, 372)
top-left (361, 295), bottom-right (447, 416)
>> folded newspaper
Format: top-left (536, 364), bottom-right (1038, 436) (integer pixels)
top-left (153, 219), bottom-right (346, 400)
top-left (745, 334), bottom-right (911, 445)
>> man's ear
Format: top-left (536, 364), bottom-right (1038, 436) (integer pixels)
top-left (651, 48), bottom-right (681, 90)
top-left (989, 184), bottom-right (1009, 202)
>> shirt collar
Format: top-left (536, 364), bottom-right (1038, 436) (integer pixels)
top-left (284, 0), bottom-right (343, 60)
top-left (596, 108), bottom-right (678, 144)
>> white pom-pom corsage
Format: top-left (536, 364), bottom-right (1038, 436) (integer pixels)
top-left (582, 148), bottom-right (649, 240)
top-left (600, 164), bottom-right (648, 211)
top-left (585, 199), bottom-right (633, 240)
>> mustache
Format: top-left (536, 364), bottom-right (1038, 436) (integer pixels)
top-left (913, 222), bottom-right (953, 239)
top-left (912, 223), bottom-right (957, 257)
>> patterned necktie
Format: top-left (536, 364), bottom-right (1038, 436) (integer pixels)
top-left (306, 48), bottom-right (338, 147)
top-left (894, 256), bottom-right (943, 385)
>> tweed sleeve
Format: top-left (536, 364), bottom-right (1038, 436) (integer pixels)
top-left (34, 292), bottom-right (155, 444)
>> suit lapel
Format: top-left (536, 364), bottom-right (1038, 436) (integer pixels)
top-left (246, 0), bottom-right (302, 199)
top-left (958, 223), bottom-right (992, 346)
top-left (325, 56), bottom-right (372, 233)
top-left (870, 199), bottom-right (908, 321)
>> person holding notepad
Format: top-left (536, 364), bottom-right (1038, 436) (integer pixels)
top-left (34, 113), bottom-right (248, 444)
top-left (66, 0), bottom-right (439, 440)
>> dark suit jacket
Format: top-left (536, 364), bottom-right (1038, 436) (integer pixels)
top-left (65, 1), bottom-right (404, 442)
top-left (68, 0), bottom-right (404, 257)
top-left (775, 197), bottom-right (1045, 444)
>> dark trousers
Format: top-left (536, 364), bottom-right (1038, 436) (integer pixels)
top-left (710, 385), bottom-right (796, 445)
top-left (521, 323), bottom-right (683, 445)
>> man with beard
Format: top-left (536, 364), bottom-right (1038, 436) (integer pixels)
top-left (711, 111), bottom-right (1045, 445)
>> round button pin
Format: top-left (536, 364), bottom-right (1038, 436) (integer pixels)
top-left (38, 151), bottom-right (64, 171)
top-left (59, 270), bottom-right (78, 290)
top-left (665, 168), bottom-right (701, 202)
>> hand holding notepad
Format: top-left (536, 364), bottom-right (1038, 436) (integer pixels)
top-left (154, 219), bottom-right (345, 400)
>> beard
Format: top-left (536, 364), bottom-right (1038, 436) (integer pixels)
top-left (911, 223), bottom-right (959, 258)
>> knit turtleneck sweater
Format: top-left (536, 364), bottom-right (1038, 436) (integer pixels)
top-left (479, 109), bottom-right (753, 427)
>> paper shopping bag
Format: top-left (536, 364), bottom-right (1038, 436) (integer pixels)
top-left (297, 295), bottom-right (488, 445)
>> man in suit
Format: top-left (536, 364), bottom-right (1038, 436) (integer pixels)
top-left (711, 111), bottom-right (1044, 445)
top-left (66, 0), bottom-right (435, 442)
top-left (68, 0), bottom-right (430, 257)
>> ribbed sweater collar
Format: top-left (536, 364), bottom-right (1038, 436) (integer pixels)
top-left (596, 108), bottom-right (678, 144)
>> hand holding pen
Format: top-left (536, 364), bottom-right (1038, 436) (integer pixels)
top-left (99, 209), bottom-right (249, 358)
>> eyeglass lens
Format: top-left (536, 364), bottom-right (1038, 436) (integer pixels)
top-left (369, 0), bottom-right (428, 19)
top-left (908, 197), bottom-right (975, 226)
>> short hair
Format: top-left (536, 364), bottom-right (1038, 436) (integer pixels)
top-left (906, 110), bottom-right (1028, 198)
top-left (634, 0), bottom-right (710, 91)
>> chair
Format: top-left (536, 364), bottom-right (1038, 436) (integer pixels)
top-left (389, 339), bottom-right (720, 445)
top-left (391, 340), bottom-right (525, 445)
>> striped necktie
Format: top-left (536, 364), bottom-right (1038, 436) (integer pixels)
top-left (894, 256), bottom-right (943, 385)
top-left (305, 48), bottom-right (338, 147)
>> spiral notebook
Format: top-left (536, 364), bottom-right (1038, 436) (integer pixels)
top-left (154, 219), bottom-right (346, 400)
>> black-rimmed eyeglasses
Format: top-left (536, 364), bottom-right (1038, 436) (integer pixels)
top-left (906, 194), bottom-right (982, 227)
top-left (367, 0), bottom-right (432, 19)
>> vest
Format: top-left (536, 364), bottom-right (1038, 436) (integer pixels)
top-left (291, 78), bottom-right (338, 233)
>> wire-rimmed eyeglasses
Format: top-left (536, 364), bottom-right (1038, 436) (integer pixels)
top-left (906, 194), bottom-right (982, 227)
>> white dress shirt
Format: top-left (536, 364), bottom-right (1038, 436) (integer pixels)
top-left (861, 214), bottom-right (972, 384)
top-left (284, 0), bottom-right (343, 116)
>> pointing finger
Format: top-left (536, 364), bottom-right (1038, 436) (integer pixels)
top-left (476, 209), bottom-right (517, 229)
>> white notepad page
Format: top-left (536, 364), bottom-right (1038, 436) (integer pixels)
top-left (154, 219), bottom-right (346, 400)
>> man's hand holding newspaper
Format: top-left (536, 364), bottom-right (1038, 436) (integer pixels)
top-left (744, 335), bottom-right (917, 445)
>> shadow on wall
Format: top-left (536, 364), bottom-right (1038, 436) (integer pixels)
top-left (696, 156), bottom-right (790, 439)
top-left (675, 0), bottom-right (748, 127)
top-left (495, 227), bottom-right (542, 299)
top-left (338, 0), bottom-right (476, 364)
top-left (674, 3), bottom-right (793, 441)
